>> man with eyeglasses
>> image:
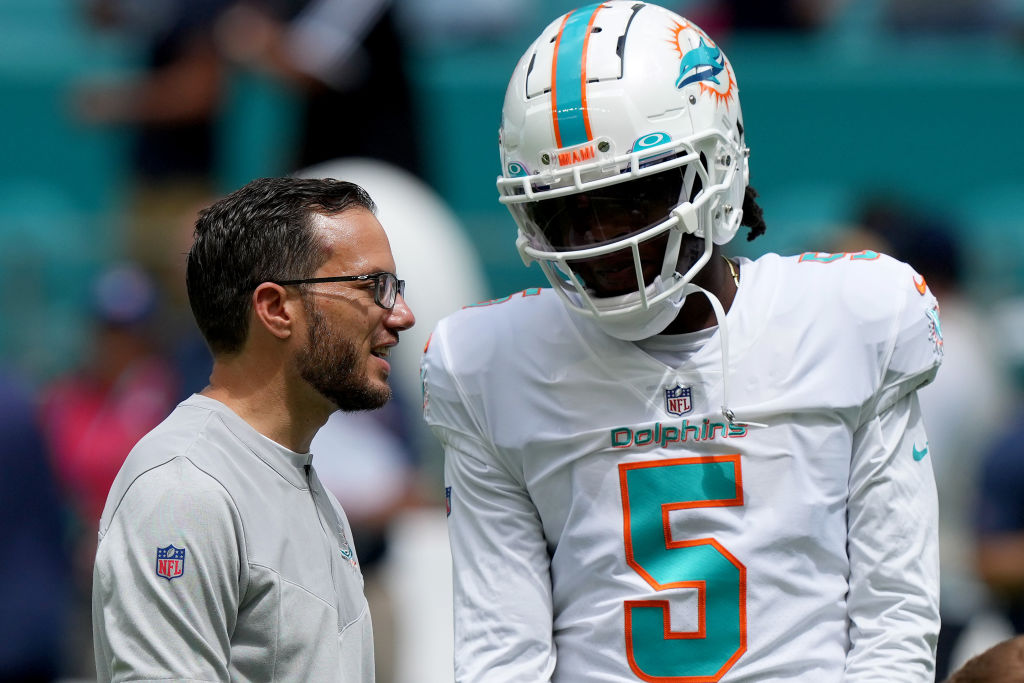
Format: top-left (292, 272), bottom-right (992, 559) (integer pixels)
top-left (92, 176), bottom-right (414, 682)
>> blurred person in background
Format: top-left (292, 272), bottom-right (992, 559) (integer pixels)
top-left (832, 199), bottom-right (1011, 679)
top-left (79, 0), bottom-right (422, 178)
top-left (78, 0), bottom-right (227, 186)
top-left (77, 0), bottom-right (424, 328)
top-left (40, 263), bottom-right (179, 678)
top-left (975, 299), bottom-right (1024, 640)
top-left (42, 264), bottom-right (179, 529)
top-left (76, 0), bottom-right (234, 337)
top-left (682, 0), bottom-right (850, 34)
top-left (213, 0), bottom-right (423, 175)
top-left (92, 177), bottom-right (415, 681)
top-left (0, 370), bottom-right (70, 682)
top-left (880, 0), bottom-right (1019, 34)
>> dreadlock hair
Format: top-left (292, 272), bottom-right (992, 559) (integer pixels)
top-left (741, 185), bottom-right (766, 242)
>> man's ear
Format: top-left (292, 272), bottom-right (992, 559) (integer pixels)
top-left (251, 283), bottom-right (297, 340)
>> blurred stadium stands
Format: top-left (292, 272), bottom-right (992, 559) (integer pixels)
top-left (3, 2), bottom-right (1024, 382)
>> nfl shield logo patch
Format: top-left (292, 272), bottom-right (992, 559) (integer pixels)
top-left (155, 544), bottom-right (186, 581)
top-left (665, 385), bottom-right (693, 416)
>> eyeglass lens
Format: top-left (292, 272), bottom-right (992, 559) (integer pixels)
top-left (376, 273), bottom-right (404, 309)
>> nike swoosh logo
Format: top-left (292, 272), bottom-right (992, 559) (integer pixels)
top-left (912, 443), bottom-right (929, 461)
top-left (913, 275), bottom-right (927, 295)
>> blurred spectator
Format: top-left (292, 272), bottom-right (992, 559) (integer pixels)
top-left (78, 0), bottom-right (228, 183)
top-left (679, 0), bottom-right (851, 35)
top-left (975, 298), bottom-right (1024, 638)
top-left (393, 0), bottom-right (541, 47)
top-left (39, 263), bottom-right (179, 677)
top-left (80, 0), bottom-right (423, 175)
top-left (76, 0), bottom-right (231, 303)
top-left (160, 195), bottom-right (217, 400)
top-left (213, 0), bottom-right (423, 175)
top-left (42, 264), bottom-right (179, 526)
top-left (687, 0), bottom-right (1020, 37)
top-left (0, 371), bottom-right (70, 682)
top-left (833, 198), bottom-right (1012, 679)
top-left (76, 0), bottom-right (424, 289)
top-left (881, 0), bottom-right (1014, 34)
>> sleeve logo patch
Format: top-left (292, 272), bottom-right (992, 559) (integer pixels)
top-left (155, 544), bottom-right (186, 581)
top-left (913, 274), bottom-right (928, 295)
top-left (926, 304), bottom-right (944, 358)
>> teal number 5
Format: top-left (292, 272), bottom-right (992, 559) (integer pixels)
top-left (618, 455), bottom-right (747, 682)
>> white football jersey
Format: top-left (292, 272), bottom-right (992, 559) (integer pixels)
top-left (422, 252), bottom-right (942, 682)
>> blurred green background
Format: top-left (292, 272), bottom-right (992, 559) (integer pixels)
top-left (1, 0), bottom-right (1023, 377)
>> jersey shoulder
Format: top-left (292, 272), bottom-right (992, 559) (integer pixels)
top-left (773, 250), bottom-right (926, 312)
top-left (771, 250), bottom-right (943, 406)
top-left (421, 287), bottom-right (578, 442)
top-left (424, 286), bottom-right (572, 372)
top-left (99, 403), bottom-right (233, 531)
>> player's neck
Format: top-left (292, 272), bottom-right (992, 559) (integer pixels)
top-left (660, 254), bottom-right (738, 335)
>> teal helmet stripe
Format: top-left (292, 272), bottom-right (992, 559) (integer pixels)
top-left (552, 2), bottom-right (605, 148)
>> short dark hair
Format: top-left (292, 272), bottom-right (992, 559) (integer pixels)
top-left (186, 176), bottom-right (376, 355)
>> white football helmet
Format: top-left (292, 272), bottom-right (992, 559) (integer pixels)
top-left (497, 1), bottom-right (750, 340)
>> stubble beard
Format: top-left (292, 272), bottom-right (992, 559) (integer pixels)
top-left (296, 303), bottom-right (391, 412)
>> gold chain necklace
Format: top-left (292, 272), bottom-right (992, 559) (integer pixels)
top-left (723, 256), bottom-right (739, 287)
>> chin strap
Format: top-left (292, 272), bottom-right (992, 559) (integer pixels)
top-left (685, 281), bottom-right (767, 429)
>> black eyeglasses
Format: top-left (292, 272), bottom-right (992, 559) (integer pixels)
top-left (271, 271), bottom-right (406, 310)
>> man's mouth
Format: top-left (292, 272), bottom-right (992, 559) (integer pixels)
top-left (370, 344), bottom-right (393, 360)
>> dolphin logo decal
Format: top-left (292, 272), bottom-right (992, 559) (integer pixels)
top-left (676, 37), bottom-right (725, 89)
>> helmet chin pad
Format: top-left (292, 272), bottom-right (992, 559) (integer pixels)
top-left (548, 268), bottom-right (689, 340)
top-left (531, 211), bottom-right (716, 341)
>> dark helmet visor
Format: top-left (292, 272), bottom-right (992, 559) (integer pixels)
top-left (518, 164), bottom-right (700, 252)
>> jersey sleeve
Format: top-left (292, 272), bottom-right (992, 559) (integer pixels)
top-left (845, 392), bottom-right (939, 680)
top-left (422, 323), bottom-right (557, 682)
top-left (870, 264), bottom-right (943, 417)
top-left (92, 456), bottom-right (243, 682)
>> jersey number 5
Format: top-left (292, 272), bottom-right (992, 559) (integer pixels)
top-left (618, 455), bottom-right (747, 682)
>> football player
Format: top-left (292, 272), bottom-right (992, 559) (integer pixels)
top-left (421, 2), bottom-right (942, 680)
